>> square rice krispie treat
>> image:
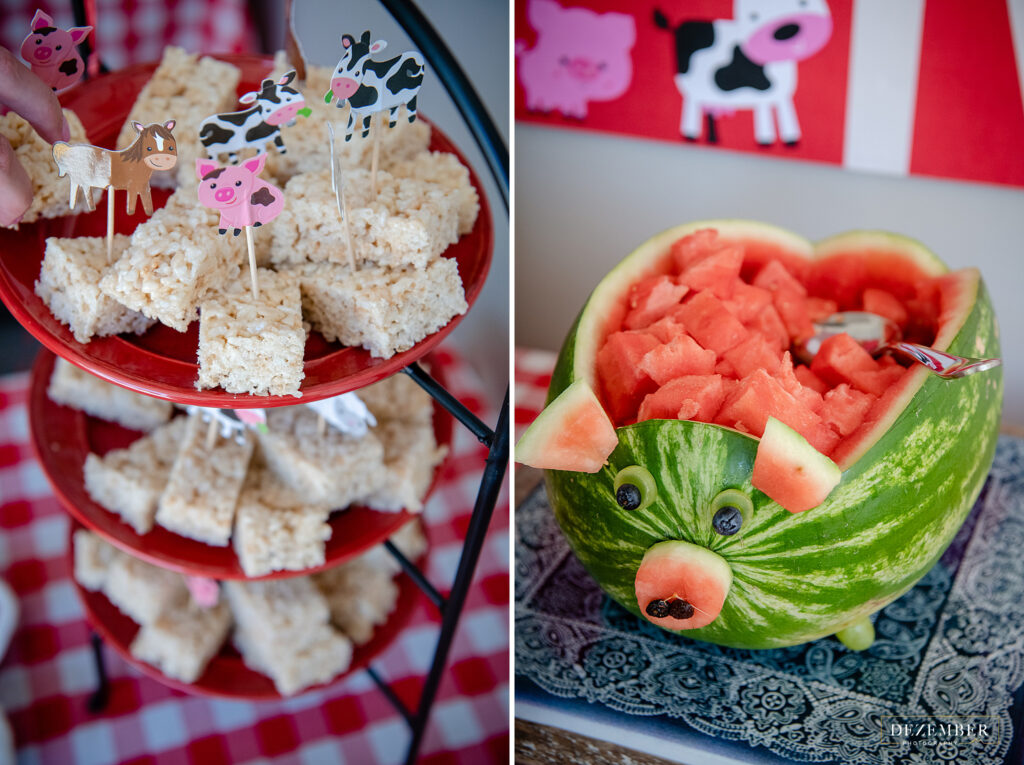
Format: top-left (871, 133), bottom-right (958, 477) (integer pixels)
top-left (0, 108), bottom-right (91, 226)
top-left (285, 258), bottom-right (467, 359)
top-left (48, 358), bottom-right (173, 431)
top-left (73, 529), bottom-right (125, 591)
top-left (269, 168), bottom-right (460, 271)
top-left (155, 414), bottom-right (254, 546)
top-left (117, 46), bottom-right (241, 188)
top-left (256, 405), bottom-right (386, 506)
top-left (36, 235), bottom-right (155, 343)
top-left (262, 58), bottom-right (430, 185)
top-left (197, 269), bottom-right (305, 397)
top-left (130, 598), bottom-right (231, 683)
top-left (104, 551), bottom-right (190, 625)
top-left (99, 189), bottom-right (242, 331)
top-left (313, 556), bottom-right (398, 645)
top-left (365, 419), bottom-right (446, 513)
top-left (84, 416), bottom-right (187, 534)
top-left (357, 373), bottom-right (434, 426)
top-left (389, 151), bottom-right (480, 236)
top-left (234, 621), bottom-right (352, 696)
top-left (232, 469), bottom-right (332, 577)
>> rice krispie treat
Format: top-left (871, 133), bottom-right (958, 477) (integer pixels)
top-left (35, 235), bottom-right (156, 343)
top-left (256, 406), bottom-right (386, 506)
top-left (99, 189), bottom-right (242, 331)
top-left (130, 598), bottom-right (231, 683)
top-left (48, 358), bottom-right (173, 431)
top-left (357, 373), bottom-right (434, 425)
top-left (313, 555), bottom-right (398, 645)
top-left (117, 46), bottom-right (241, 188)
top-left (196, 269), bottom-right (305, 397)
top-left (284, 258), bottom-right (467, 359)
top-left (233, 468), bottom-right (332, 577)
top-left (225, 577), bottom-right (352, 695)
top-left (269, 168), bottom-right (460, 271)
top-left (388, 151), bottom-right (480, 236)
top-left (105, 550), bottom-right (190, 625)
top-left (0, 109), bottom-right (91, 226)
top-left (84, 416), bottom-right (187, 534)
top-left (262, 58), bottom-right (430, 185)
top-left (155, 414), bottom-right (254, 546)
top-left (73, 528), bottom-right (125, 591)
top-left (365, 419), bottom-right (446, 513)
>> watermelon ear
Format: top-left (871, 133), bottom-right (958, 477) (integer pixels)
top-left (752, 417), bottom-right (841, 513)
top-left (516, 380), bottom-right (618, 473)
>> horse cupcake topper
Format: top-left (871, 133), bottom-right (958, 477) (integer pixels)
top-left (52, 120), bottom-right (177, 262)
top-left (20, 10), bottom-right (92, 94)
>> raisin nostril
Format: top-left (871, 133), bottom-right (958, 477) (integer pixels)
top-left (774, 23), bottom-right (800, 40)
top-left (669, 599), bottom-right (695, 619)
top-left (646, 599), bottom-right (670, 618)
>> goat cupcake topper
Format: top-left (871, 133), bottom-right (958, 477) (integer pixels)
top-left (21, 10), bottom-right (93, 94)
top-left (52, 120), bottom-right (178, 263)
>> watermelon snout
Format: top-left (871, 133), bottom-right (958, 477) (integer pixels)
top-left (634, 540), bottom-right (733, 630)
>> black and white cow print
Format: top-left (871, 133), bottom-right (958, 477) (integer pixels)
top-left (325, 31), bottom-right (425, 142)
top-left (198, 71), bottom-right (307, 163)
top-left (654, 0), bottom-right (832, 146)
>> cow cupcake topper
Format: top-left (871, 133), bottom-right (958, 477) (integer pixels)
top-left (325, 30), bottom-right (425, 193)
top-left (195, 153), bottom-right (284, 299)
top-left (199, 70), bottom-right (311, 163)
top-left (20, 10), bottom-right (93, 94)
top-left (52, 120), bottom-right (178, 263)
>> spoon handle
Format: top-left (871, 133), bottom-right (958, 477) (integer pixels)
top-left (889, 342), bottom-right (1001, 379)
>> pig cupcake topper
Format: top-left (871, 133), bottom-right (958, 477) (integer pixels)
top-left (20, 10), bottom-right (93, 94)
top-left (52, 120), bottom-right (177, 262)
top-left (195, 153), bottom-right (284, 299)
top-left (199, 70), bottom-right (311, 163)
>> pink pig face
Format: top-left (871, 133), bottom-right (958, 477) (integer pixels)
top-left (195, 154), bottom-right (284, 233)
top-left (19, 10), bottom-right (91, 93)
top-left (516, 0), bottom-right (636, 120)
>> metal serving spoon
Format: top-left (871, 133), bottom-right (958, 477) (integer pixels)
top-left (795, 311), bottom-right (1001, 379)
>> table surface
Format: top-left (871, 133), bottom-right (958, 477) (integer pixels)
top-left (513, 347), bottom-right (1024, 765)
top-left (0, 346), bottom-right (510, 765)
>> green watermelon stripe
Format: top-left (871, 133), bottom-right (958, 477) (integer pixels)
top-left (543, 223), bottom-right (1002, 649)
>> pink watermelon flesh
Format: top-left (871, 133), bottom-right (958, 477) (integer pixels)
top-left (639, 333), bottom-right (716, 385)
top-left (638, 374), bottom-right (724, 423)
top-left (670, 228), bottom-right (720, 272)
top-left (753, 259), bottom-right (807, 296)
top-left (596, 331), bottom-right (660, 423)
top-left (676, 245), bottom-right (743, 299)
top-left (515, 380), bottom-right (618, 473)
top-left (635, 540), bottom-right (733, 630)
top-left (672, 291), bottom-right (748, 356)
top-left (623, 275), bottom-right (689, 330)
top-left (752, 417), bottom-right (842, 513)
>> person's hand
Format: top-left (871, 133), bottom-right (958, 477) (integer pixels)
top-left (0, 46), bottom-right (71, 227)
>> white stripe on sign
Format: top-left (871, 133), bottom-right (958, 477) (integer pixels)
top-left (153, 133), bottom-right (164, 151)
top-left (843, 0), bottom-right (926, 176)
top-left (1007, 0), bottom-right (1024, 116)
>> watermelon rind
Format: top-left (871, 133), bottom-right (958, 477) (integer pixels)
top-left (516, 378), bottom-right (617, 473)
top-left (541, 221), bottom-right (1003, 649)
top-left (752, 416), bottom-right (842, 513)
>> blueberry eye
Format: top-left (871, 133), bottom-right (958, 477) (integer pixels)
top-left (613, 465), bottom-right (657, 512)
top-left (711, 489), bottom-right (753, 536)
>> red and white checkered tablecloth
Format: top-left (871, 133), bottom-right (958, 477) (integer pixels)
top-left (0, 346), bottom-right (510, 765)
top-left (513, 348), bottom-right (556, 442)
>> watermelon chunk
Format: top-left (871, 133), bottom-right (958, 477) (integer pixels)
top-left (744, 303), bottom-right (789, 351)
top-left (809, 333), bottom-right (878, 388)
top-left (725, 282), bottom-right (774, 324)
top-left (639, 332), bottom-right (716, 385)
top-left (773, 289), bottom-right (815, 343)
top-left (638, 374), bottom-right (724, 423)
top-left (672, 291), bottom-right (748, 355)
top-left (642, 316), bottom-right (685, 344)
top-left (753, 259), bottom-right (807, 296)
top-left (793, 364), bottom-right (828, 394)
top-left (820, 384), bottom-right (874, 437)
top-left (634, 540), bottom-right (732, 630)
top-left (623, 275), bottom-right (689, 330)
top-left (670, 228), bottom-right (719, 272)
top-left (752, 417), bottom-right (842, 513)
top-left (861, 288), bottom-right (908, 327)
top-left (806, 297), bottom-right (839, 323)
top-left (723, 334), bottom-right (783, 380)
top-left (677, 246), bottom-right (743, 299)
top-left (515, 380), bottom-right (619, 473)
top-left (596, 331), bottom-right (660, 423)
top-left (777, 352), bottom-right (824, 413)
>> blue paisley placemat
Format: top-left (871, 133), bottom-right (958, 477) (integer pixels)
top-left (515, 436), bottom-right (1024, 765)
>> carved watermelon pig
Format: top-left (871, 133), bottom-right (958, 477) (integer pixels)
top-left (517, 220), bottom-right (1002, 650)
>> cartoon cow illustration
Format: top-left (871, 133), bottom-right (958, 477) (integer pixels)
top-left (655, 0), bottom-right (832, 145)
top-left (198, 71), bottom-right (309, 163)
top-left (515, 0), bottom-right (636, 120)
top-left (195, 154), bottom-right (284, 236)
top-left (324, 31), bottom-right (425, 142)
top-left (19, 10), bottom-right (92, 94)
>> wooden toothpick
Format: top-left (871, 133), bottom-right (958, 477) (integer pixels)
top-left (205, 417), bottom-right (218, 450)
top-left (106, 185), bottom-right (114, 264)
top-left (327, 123), bottom-right (358, 271)
top-left (244, 225), bottom-right (259, 299)
top-left (370, 111), bottom-right (382, 196)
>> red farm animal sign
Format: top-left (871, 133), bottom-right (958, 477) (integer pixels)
top-left (515, 0), bottom-right (1024, 189)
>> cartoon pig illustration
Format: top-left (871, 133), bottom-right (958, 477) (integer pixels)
top-left (195, 154), bottom-right (284, 236)
top-left (516, 0), bottom-right (636, 120)
top-left (19, 10), bottom-right (92, 94)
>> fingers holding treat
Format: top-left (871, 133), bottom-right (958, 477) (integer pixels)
top-left (0, 46), bottom-right (70, 145)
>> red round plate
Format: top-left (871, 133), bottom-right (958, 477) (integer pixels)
top-left (0, 54), bottom-right (493, 407)
top-left (69, 521), bottom-right (428, 700)
top-left (31, 348), bottom-right (453, 579)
